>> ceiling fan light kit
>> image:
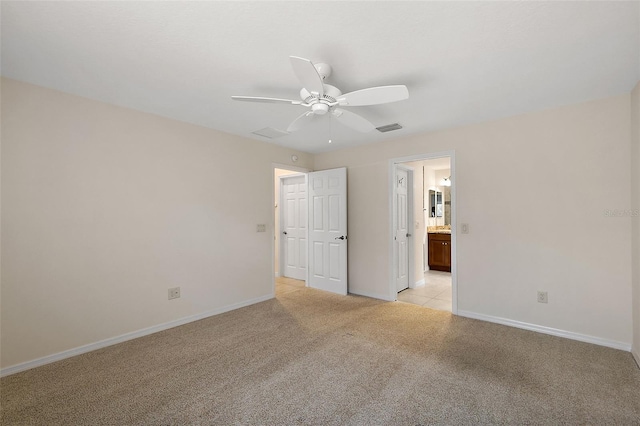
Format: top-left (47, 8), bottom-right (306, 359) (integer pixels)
top-left (311, 103), bottom-right (330, 115)
top-left (232, 56), bottom-right (409, 135)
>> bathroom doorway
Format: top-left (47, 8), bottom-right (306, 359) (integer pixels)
top-left (389, 152), bottom-right (456, 314)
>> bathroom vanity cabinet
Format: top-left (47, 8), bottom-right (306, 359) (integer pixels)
top-left (428, 233), bottom-right (451, 272)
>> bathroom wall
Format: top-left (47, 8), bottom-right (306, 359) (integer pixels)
top-left (434, 169), bottom-right (452, 227)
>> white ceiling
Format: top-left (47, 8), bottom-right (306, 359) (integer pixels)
top-left (2, 1), bottom-right (638, 154)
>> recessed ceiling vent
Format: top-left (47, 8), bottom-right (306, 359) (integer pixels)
top-left (376, 123), bottom-right (403, 133)
top-left (251, 127), bottom-right (290, 139)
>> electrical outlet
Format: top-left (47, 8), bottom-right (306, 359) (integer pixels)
top-left (537, 291), bottom-right (548, 304)
top-left (168, 287), bottom-right (180, 300)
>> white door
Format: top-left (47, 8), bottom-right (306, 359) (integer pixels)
top-left (308, 167), bottom-right (348, 295)
top-left (394, 166), bottom-right (409, 292)
top-left (281, 175), bottom-right (307, 280)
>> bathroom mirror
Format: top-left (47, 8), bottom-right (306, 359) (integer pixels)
top-left (428, 190), bottom-right (442, 218)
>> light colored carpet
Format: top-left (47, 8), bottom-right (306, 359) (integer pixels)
top-left (2, 282), bottom-right (639, 425)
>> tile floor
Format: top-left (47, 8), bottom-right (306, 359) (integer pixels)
top-left (397, 270), bottom-right (452, 312)
top-left (276, 271), bottom-right (452, 313)
top-left (275, 276), bottom-right (305, 296)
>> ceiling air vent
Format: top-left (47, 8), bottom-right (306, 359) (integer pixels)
top-left (376, 123), bottom-right (403, 133)
top-left (251, 127), bottom-right (290, 139)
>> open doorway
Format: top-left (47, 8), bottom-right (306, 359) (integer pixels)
top-left (272, 165), bottom-right (349, 297)
top-left (389, 153), bottom-right (456, 314)
top-left (278, 173), bottom-right (307, 281)
top-left (274, 166), bottom-right (309, 295)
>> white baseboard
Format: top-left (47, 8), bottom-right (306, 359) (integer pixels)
top-left (0, 294), bottom-right (274, 378)
top-left (457, 310), bottom-right (631, 352)
top-left (410, 279), bottom-right (425, 289)
top-left (349, 289), bottom-right (394, 302)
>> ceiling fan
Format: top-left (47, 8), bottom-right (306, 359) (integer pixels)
top-left (232, 56), bottom-right (409, 133)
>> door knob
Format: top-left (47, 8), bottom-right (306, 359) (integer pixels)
top-left (283, 231), bottom-right (287, 235)
top-left (335, 235), bottom-right (347, 240)
top-left (406, 233), bottom-right (411, 237)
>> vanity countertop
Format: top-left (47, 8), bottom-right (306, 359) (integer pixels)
top-left (427, 228), bottom-right (451, 234)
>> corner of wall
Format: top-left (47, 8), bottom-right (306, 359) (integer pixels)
top-left (631, 80), bottom-right (640, 365)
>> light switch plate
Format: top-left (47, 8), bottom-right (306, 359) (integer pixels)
top-left (461, 223), bottom-right (469, 234)
top-left (256, 224), bottom-right (266, 232)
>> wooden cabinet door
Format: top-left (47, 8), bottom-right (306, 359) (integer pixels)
top-left (428, 234), bottom-right (451, 272)
top-left (428, 239), bottom-right (445, 266)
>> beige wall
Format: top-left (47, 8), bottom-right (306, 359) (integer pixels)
top-left (315, 94), bottom-right (633, 347)
top-left (0, 78), bottom-right (313, 369)
top-left (632, 80), bottom-right (640, 363)
top-left (2, 77), bottom-right (637, 370)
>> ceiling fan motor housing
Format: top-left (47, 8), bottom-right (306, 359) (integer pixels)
top-left (300, 84), bottom-right (343, 115)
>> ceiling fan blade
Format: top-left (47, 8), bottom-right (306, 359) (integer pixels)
top-left (287, 111), bottom-right (315, 132)
top-left (332, 108), bottom-right (375, 132)
top-left (337, 85), bottom-right (409, 106)
top-left (231, 96), bottom-right (302, 105)
top-left (290, 56), bottom-right (324, 97)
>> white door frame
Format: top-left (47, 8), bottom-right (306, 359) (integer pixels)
top-left (272, 163), bottom-right (310, 296)
top-left (387, 151), bottom-right (458, 314)
top-left (279, 173), bottom-right (307, 281)
top-left (393, 164), bottom-right (414, 293)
